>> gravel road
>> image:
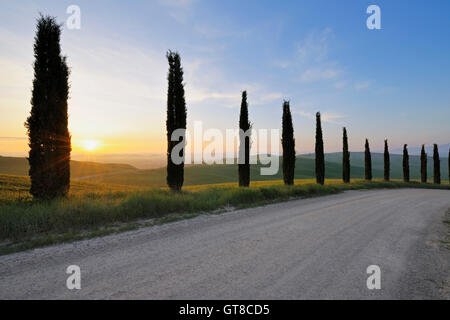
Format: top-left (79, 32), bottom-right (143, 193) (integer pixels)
top-left (0, 189), bottom-right (449, 299)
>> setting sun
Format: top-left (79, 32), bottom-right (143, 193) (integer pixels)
top-left (82, 139), bottom-right (100, 152)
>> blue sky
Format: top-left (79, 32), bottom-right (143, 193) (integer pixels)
top-left (0, 0), bottom-right (449, 155)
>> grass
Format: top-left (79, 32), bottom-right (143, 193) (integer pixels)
top-left (0, 173), bottom-right (449, 255)
top-left (2, 153), bottom-right (448, 188)
top-left (442, 209), bottom-right (450, 250)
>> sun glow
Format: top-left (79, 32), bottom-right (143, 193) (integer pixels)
top-left (82, 139), bottom-right (100, 152)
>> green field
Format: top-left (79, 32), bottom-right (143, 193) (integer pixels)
top-left (1, 153), bottom-right (447, 187)
top-left (0, 172), bottom-right (449, 254)
top-left (0, 153), bottom-right (448, 254)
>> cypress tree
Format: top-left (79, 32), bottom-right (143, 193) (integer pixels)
top-left (384, 139), bottom-right (390, 181)
top-left (433, 144), bottom-right (440, 184)
top-left (315, 112), bottom-right (325, 185)
top-left (364, 139), bottom-right (372, 181)
top-left (402, 144), bottom-right (410, 182)
top-left (166, 51), bottom-right (187, 191)
top-left (282, 101), bottom-right (295, 185)
top-left (420, 144), bottom-right (427, 183)
top-left (448, 148), bottom-right (449, 184)
top-left (25, 15), bottom-right (71, 199)
top-left (238, 91), bottom-right (251, 187)
top-left (342, 127), bottom-right (350, 183)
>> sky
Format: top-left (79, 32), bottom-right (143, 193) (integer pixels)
top-left (0, 0), bottom-right (449, 159)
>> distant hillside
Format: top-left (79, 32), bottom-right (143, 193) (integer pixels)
top-left (301, 152), bottom-right (449, 180)
top-left (0, 156), bottom-right (138, 179)
top-left (390, 143), bottom-right (449, 155)
top-left (0, 153), bottom-right (447, 187)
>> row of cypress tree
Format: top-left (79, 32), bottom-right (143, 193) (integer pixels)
top-left (26, 16), bottom-right (449, 198)
top-left (287, 113), bottom-right (445, 187)
top-left (313, 115), bottom-right (444, 186)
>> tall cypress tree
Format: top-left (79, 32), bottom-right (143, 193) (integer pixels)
top-left (342, 127), bottom-right (350, 183)
top-left (238, 91), bottom-right (251, 187)
top-left (364, 139), bottom-right (372, 181)
top-left (420, 144), bottom-right (427, 183)
top-left (166, 51), bottom-right (187, 191)
top-left (384, 139), bottom-right (390, 181)
top-left (282, 101), bottom-right (295, 185)
top-left (402, 144), bottom-right (410, 182)
top-left (433, 144), bottom-right (441, 184)
top-left (448, 148), bottom-right (449, 184)
top-left (25, 15), bottom-right (71, 199)
top-left (315, 112), bottom-right (325, 185)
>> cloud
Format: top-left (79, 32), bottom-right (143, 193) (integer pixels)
top-left (321, 112), bottom-right (346, 124)
top-left (296, 28), bottom-right (333, 64)
top-left (283, 28), bottom-right (344, 86)
top-left (295, 110), bottom-right (315, 120)
top-left (354, 81), bottom-right (370, 90)
top-left (272, 60), bottom-right (290, 69)
top-left (158, 0), bottom-right (198, 8)
top-left (194, 24), bottom-right (251, 40)
top-left (158, 0), bottom-right (198, 22)
top-left (0, 137), bottom-right (27, 140)
top-left (299, 68), bottom-right (340, 83)
top-left (333, 81), bottom-right (346, 89)
top-left (294, 110), bottom-right (346, 125)
top-left (187, 86), bottom-right (283, 108)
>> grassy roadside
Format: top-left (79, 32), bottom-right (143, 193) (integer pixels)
top-left (442, 209), bottom-right (450, 250)
top-left (0, 177), bottom-right (449, 255)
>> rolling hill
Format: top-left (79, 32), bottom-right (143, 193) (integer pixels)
top-left (0, 155), bottom-right (138, 178)
top-left (1, 153), bottom-right (447, 187)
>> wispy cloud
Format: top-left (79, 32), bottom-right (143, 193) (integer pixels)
top-left (0, 137), bottom-right (27, 140)
top-left (272, 60), bottom-right (290, 69)
top-left (187, 86), bottom-right (283, 108)
top-left (333, 81), bottom-right (347, 89)
top-left (158, 0), bottom-right (198, 8)
top-left (194, 24), bottom-right (251, 40)
top-left (296, 27), bottom-right (333, 64)
top-left (294, 110), bottom-right (346, 125)
top-left (291, 28), bottom-right (343, 85)
top-left (321, 112), bottom-right (346, 125)
top-left (299, 68), bottom-right (340, 83)
top-left (158, 0), bottom-right (198, 22)
top-left (354, 81), bottom-right (370, 90)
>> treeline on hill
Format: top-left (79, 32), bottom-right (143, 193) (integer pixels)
top-left (23, 15), bottom-right (449, 199)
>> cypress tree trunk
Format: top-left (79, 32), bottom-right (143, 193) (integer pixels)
top-left (384, 139), bottom-right (390, 181)
top-left (364, 139), bottom-right (372, 181)
top-left (238, 91), bottom-right (251, 187)
top-left (315, 112), bottom-right (325, 185)
top-left (342, 127), bottom-right (350, 183)
top-left (282, 101), bottom-right (295, 185)
top-left (25, 15), bottom-right (71, 199)
top-left (166, 51), bottom-right (187, 191)
top-left (402, 144), bottom-right (410, 182)
top-left (433, 144), bottom-right (441, 184)
top-left (420, 144), bottom-right (427, 183)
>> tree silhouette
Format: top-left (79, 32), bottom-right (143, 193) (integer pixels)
top-left (315, 112), bottom-right (325, 185)
top-left (166, 51), bottom-right (187, 191)
top-left (238, 91), bottom-right (251, 187)
top-left (433, 144), bottom-right (440, 184)
top-left (342, 127), bottom-right (350, 183)
top-left (402, 144), bottom-right (410, 182)
top-left (25, 15), bottom-right (71, 199)
top-left (282, 101), bottom-right (295, 185)
top-left (364, 139), bottom-right (372, 181)
top-left (420, 144), bottom-right (427, 183)
top-left (384, 139), bottom-right (390, 181)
